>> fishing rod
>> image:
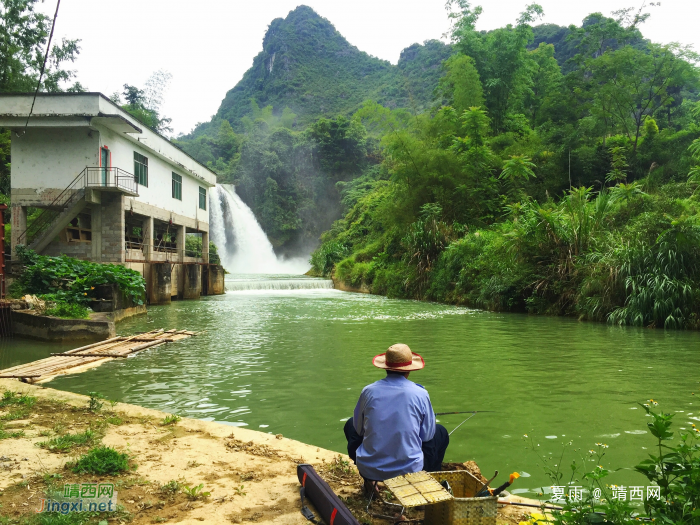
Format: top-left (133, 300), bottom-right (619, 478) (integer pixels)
top-left (449, 413), bottom-right (476, 435)
top-left (496, 500), bottom-right (653, 522)
top-left (436, 410), bottom-right (495, 416)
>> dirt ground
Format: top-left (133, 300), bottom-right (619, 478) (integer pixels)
top-left (0, 379), bottom-right (538, 524)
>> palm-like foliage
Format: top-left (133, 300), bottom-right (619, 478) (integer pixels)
top-left (500, 155), bottom-right (536, 181)
top-left (609, 217), bottom-right (700, 328)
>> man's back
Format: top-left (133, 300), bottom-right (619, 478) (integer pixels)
top-left (353, 374), bottom-right (435, 481)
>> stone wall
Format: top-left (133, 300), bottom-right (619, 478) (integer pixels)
top-left (43, 237), bottom-right (92, 259)
top-left (11, 311), bottom-right (115, 342)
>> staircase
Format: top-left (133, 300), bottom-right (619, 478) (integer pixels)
top-left (16, 167), bottom-right (139, 254)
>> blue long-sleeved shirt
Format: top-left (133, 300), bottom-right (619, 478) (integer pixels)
top-left (353, 374), bottom-right (436, 481)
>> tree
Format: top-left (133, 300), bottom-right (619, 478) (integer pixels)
top-left (500, 155), bottom-right (536, 182)
top-left (524, 43), bottom-right (562, 127)
top-left (436, 54), bottom-right (484, 114)
top-left (446, 1), bottom-right (544, 132)
top-left (588, 44), bottom-right (699, 152)
top-left (308, 116), bottom-right (367, 181)
top-left (120, 71), bottom-right (174, 134)
top-left (606, 146), bottom-right (628, 183)
top-left (0, 0), bottom-right (82, 93)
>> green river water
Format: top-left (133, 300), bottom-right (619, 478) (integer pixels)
top-left (3, 276), bottom-right (699, 497)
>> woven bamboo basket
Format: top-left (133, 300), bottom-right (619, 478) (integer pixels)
top-left (424, 471), bottom-right (497, 525)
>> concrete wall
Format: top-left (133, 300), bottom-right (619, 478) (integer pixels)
top-left (99, 126), bottom-right (209, 222)
top-left (43, 237), bottom-right (92, 259)
top-left (11, 127), bottom-right (99, 193)
top-left (11, 311), bottom-right (115, 342)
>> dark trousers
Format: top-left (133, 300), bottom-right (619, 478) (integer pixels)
top-left (343, 418), bottom-right (449, 480)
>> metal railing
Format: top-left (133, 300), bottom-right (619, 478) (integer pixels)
top-left (16, 167), bottom-right (139, 248)
top-left (84, 167), bottom-right (139, 194)
top-left (124, 240), bottom-right (219, 264)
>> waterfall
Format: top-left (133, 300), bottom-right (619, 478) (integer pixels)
top-left (209, 184), bottom-right (310, 274)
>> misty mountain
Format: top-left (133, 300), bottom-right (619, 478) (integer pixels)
top-left (183, 5), bottom-right (452, 137)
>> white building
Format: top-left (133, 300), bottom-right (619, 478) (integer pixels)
top-left (0, 92), bottom-right (222, 302)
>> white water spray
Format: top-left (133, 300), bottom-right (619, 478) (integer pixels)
top-left (209, 184), bottom-right (310, 274)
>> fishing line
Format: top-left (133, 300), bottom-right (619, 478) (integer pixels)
top-left (449, 412), bottom-right (476, 436)
top-left (23, 0), bottom-right (62, 134)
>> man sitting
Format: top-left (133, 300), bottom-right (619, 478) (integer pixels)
top-left (344, 344), bottom-right (449, 492)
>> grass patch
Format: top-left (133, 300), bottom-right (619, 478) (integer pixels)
top-left (37, 429), bottom-right (96, 452)
top-left (0, 390), bottom-right (36, 408)
top-left (106, 415), bottom-right (123, 425)
top-left (0, 408), bottom-right (30, 421)
top-left (70, 445), bottom-right (132, 475)
top-left (161, 414), bottom-right (181, 426)
top-left (45, 302), bottom-right (90, 319)
top-left (0, 428), bottom-right (24, 439)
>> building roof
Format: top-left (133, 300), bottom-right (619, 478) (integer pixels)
top-left (0, 92), bottom-right (217, 187)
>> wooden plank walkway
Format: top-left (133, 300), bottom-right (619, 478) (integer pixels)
top-left (0, 329), bottom-right (201, 383)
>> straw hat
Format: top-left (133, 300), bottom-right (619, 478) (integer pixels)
top-left (373, 344), bottom-right (425, 372)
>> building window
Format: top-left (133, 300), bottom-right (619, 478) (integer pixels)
top-left (134, 152), bottom-right (148, 187)
top-left (172, 173), bottom-right (182, 200)
top-left (199, 187), bottom-right (206, 210)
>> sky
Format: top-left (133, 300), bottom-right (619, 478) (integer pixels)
top-left (43, 0), bottom-right (700, 136)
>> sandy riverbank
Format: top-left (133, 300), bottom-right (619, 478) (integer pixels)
top-left (0, 380), bottom-right (539, 524)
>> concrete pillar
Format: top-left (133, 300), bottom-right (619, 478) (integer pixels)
top-left (10, 205), bottom-right (27, 256)
top-left (176, 224), bottom-right (185, 263)
top-left (101, 194), bottom-right (125, 263)
top-left (202, 231), bottom-right (209, 263)
top-left (142, 216), bottom-right (153, 261)
top-left (91, 205), bottom-right (102, 261)
top-left (149, 262), bottom-right (172, 305)
top-left (208, 264), bottom-right (225, 295)
top-left (183, 264), bottom-right (202, 299)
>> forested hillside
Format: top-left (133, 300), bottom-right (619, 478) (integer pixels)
top-left (171, 2), bottom-right (700, 329)
top-left (307, 2), bottom-right (700, 329)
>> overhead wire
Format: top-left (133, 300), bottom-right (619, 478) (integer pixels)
top-left (22, 0), bottom-right (62, 134)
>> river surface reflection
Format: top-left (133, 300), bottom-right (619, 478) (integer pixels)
top-left (8, 277), bottom-right (698, 495)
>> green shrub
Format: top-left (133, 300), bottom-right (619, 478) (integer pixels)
top-left (15, 247), bottom-right (145, 306)
top-left (37, 429), bottom-right (96, 452)
top-left (161, 414), bottom-right (181, 426)
top-left (310, 241), bottom-right (349, 277)
top-left (531, 402), bottom-right (700, 525)
top-left (182, 483), bottom-right (210, 501)
top-left (70, 446), bottom-right (132, 475)
top-left (87, 392), bottom-right (104, 413)
top-left (184, 235), bottom-right (220, 261)
top-left (45, 302), bottom-right (90, 319)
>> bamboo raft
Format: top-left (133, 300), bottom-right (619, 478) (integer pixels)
top-left (0, 329), bottom-right (200, 383)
